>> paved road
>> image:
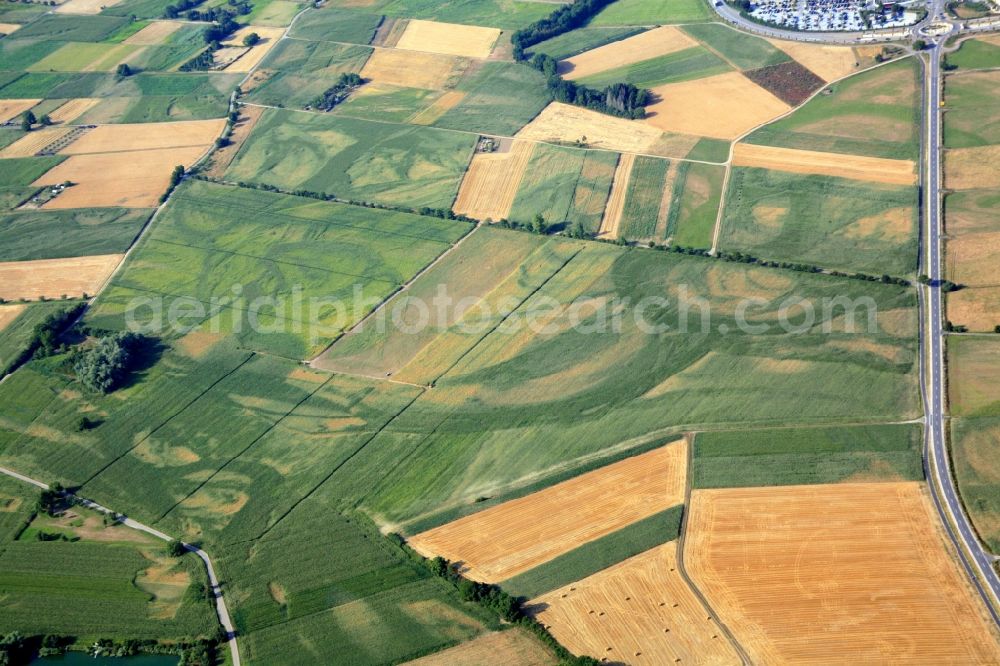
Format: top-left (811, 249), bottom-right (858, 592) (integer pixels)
top-left (921, 38), bottom-right (1000, 623)
top-left (0, 466), bottom-right (242, 666)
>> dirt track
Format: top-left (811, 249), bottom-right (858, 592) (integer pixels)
top-left (686, 482), bottom-right (1000, 663)
top-left (409, 441), bottom-right (688, 583)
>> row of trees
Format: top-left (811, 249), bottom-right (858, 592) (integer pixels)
top-left (532, 53), bottom-right (649, 118)
top-left (309, 73), bottom-right (364, 111)
top-left (1, 303), bottom-right (85, 377)
top-left (511, 0), bottom-right (617, 59)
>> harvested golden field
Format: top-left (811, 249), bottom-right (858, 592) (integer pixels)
top-left (409, 91), bottom-right (466, 125)
top-left (47, 98), bottom-right (100, 125)
top-left (0, 127), bottom-right (72, 158)
top-left (395, 19), bottom-right (501, 58)
top-left (561, 26), bottom-right (697, 80)
top-left (686, 483), bottom-right (1000, 664)
top-left (60, 119), bottom-right (225, 154)
top-left (203, 105), bottom-right (263, 179)
top-left (0, 99), bottom-right (40, 124)
top-left (946, 146), bottom-right (1000, 190)
top-left (645, 72), bottom-right (790, 140)
top-left (596, 153), bottom-right (634, 239)
top-left (947, 231), bottom-right (1000, 287)
top-left (408, 441), bottom-right (687, 583)
top-left (732, 143), bottom-right (916, 185)
top-left (765, 38), bottom-right (862, 82)
top-left (0, 254), bottom-right (123, 301)
top-left (0, 304), bottom-right (27, 333)
top-left (531, 543), bottom-right (740, 665)
top-left (124, 20), bottom-right (183, 45)
top-left (404, 629), bottom-right (556, 666)
top-left (360, 48), bottom-right (466, 90)
top-left (948, 287), bottom-right (1000, 333)
top-left (54, 0), bottom-right (122, 13)
top-left (516, 102), bottom-right (665, 155)
top-left (222, 26), bottom-right (285, 73)
top-left (34, 145), bottom-right (209, 208)
top-left (0, 23), bottom-right (22, 35)
top-left (453, 141), bottom-right (534, 221)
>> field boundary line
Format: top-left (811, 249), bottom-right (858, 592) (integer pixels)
top-left (308, 222), bottom-right (482, 365)
top-left (675, 432), bottom-right (752, 664)
top-left (152, 375), bottom-right (336, 524)
top-left (255, 388), bottom-right (427, 538)
top-left (0, 465), bottom-right (241, 666)
top-left (429, 246), bottom-right (583, 385)
top-left (78, 353), bottom-right (256, 488)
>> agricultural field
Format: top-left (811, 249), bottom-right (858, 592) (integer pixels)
top-left (952, 416), bottom-right (1000, 552)
top-left (560, 25), bottom-right (699, 80)
top-left (404, 628), bottom-right (555, 666)
top-left (0, 300), bottom-right (83, 376)
top-left (0, 254), bottom-right (123, 302)
top-left (226, 110), bottom-right (476, 209)
top-left (946, 35), bottom-right (1000, 70)
top-left (590, 0), bottom-right (714, 25)
top-left (746, 57), bottom-right (920, 159)
top-left (0, 208), bottom-right (149, 262)
top-left (719, 167), bottom-right (918, 275)
top-left (692, 423), bottom-right (923, 488)
top-left (529, 542), bottom-right (741, 665)
top-left (948, 336), bottom-right (1000, 417)
top-left (247, 39), bottom-right (374, 109)
top-left (667, 161), bottom-right (726, 248)
top-left (452, 141), bottom-right (534, 221)
top-left (686, 483), bottom-right (1000, 662)
top-left (944, 70), bottom-right (1000, 149)
top-left (408, 443), bottom-right (687, 583)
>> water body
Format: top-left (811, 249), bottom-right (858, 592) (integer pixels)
top-left (32, 653), bottom-right (178, 666)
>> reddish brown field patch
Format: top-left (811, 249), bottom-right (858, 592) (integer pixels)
top-left (743, 60), bottom-right (825, 107)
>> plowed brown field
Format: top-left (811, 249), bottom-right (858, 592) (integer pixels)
top-left (453, 141), bottom-right (534, 221)
top-left (531, 542), bottom-right (741, 665)
top-left (396, 19), bottom-right (501, 58)
top-left (561, 26), bottom-right (697, 80)
top-left (408, 441), bottom-right (687, 583)
top-left (733, 143), bottom-right (916, 185)
top-left (596, 153), bottom-right (634, 239)
top-left (0, 254), bottom-right (123, 301)
top-left (686, 482), bottom-right (1000, 664)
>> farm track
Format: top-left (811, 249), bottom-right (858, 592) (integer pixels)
top-left (0, 466), bottom-right (240, 663)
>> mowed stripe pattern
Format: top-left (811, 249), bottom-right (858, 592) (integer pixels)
top-left (532, 543), bottom-right (741, 665)
top-left (732, 143), bottom-right (917, 185)
top-left (408, 441), bottom-right (687, 583)
top-left (596, 153), bottom-right (635, 239)
top-left (453, 141), bottom-right (535, 221)
top-left (560, 26), bottom-right (698, 80)
top-left (686, 482), bottom-right (1000, 664)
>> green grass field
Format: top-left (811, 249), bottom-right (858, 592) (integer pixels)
top-left (10, 15), bottom-right (128, 42)
top-left (336, 84), bottom-right (444, 123)
top-left (0, 301), bottom-right (83, 378)
top-left (719, 167), bottom-right (918, 274)
top-left (945, 37), bottom-right (1000, 71)
top-left (0, 38), bottom-right (67, 71)
top-left (692, 423), bottom-right (923, 488)
top-left (0, 156), bottom-right (64, 188)
top-left (591, 0), bottom-right (713, 25)
top-left (526, 26), bottom-right (645, 60)
top-left (501, 506), bottom-right (683, 599)
top-left (575, 45), bottom-right (731, 89)
top-left (227, 110), bottom-right (476, 209)
top-left (952, 416), bottom-right (1000, 552)
top-left (685, 138), bottom-right (731, 163)
top-left (508, 144), bottom-right (617, 233)
top-left (432, 62), bottom-right (550, 136)
top-left (948, 336), bottom-right (1000, 417)
top-left (375, 0), bottom-right (556, 29)
top-left (0, 208), bottom-right (148, 262)
top-left (0, 474), bottom-right (33, 540)
top-left (89, 180), bottom-right (468, 358)
top-left (746, 57), bottom-right (920, 160)
top-left (620, 156), bottom-right (669, 239)
top-left (288, 8), bottom-right (383, 43)
top-left (27, 42), bottom-right (140, 73)
top-left (669, 161), bottom-right (725, 247)
top-left (944, 70), bottom-right (1000, 148)
top-left (247, 0), bottom-right (303, 26)
top-left (681, 23), bottom-right (790, 71)
top-left (248, 39), bottom-right (373, 108)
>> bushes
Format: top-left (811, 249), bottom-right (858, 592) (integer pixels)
top-left (309, 73), bottom-right (363, 112)
top-left (73, 332), bottom-right (143, 394)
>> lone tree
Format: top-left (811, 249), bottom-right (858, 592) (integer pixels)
top-left (20, 110), bottom-right (35, 132)
top-left (166, 540), bottom-right (187, 557)
top-left (243, 31), bottom-right (260, 46)
top-left (116, 63), bottom-right (132, 78)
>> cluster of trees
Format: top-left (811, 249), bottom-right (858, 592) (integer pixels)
top-left (1, 303), bottom-right (85, 377)
top-left (161, 164), bottom-right (185, 202)
top-left (73, 331), bottom-right (143, 394)
top-left (180, 48), bottom-right (214, 71)
top-left (0, 633), bottom-right (217, 665)
top-left (309, 73), bottom-right (364, 111)
top-left (19, 110), bottom-right (52, 132)
top-left (35, 483), bottom-right (66, 518)
top-left (511, 0), bottom-right (616, 59)
top-left (163, 0), bottom-right (206, 19)
top-left (529, 53), bottom-right (649, 118)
